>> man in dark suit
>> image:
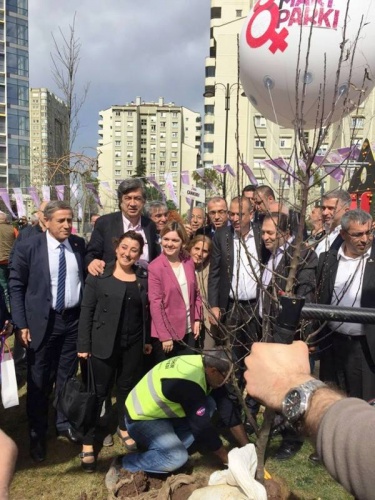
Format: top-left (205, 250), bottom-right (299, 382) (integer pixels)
top-left (9, 201), bottom-right (86, 462)
top-left (207, 196), bottom-right (264, 421)
top-left (260, 211), bottom-right (317, 460)
top-left (196, 196), bottom-right (229, 238)
top-left (85, 178), bottom-right (158, 275)
top-left (317, 209), bottom-right (375, 401)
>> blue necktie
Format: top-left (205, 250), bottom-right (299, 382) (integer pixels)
top-left (56, 244), bottom-right (66, 312)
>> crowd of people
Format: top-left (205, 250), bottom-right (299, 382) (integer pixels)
top-left (0, 177), bottom-right (374, 497)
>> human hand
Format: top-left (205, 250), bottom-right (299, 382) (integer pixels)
top-left (87, 259), bottom-right (105, 276)
top-left (244, 341), bottom-right (312, 411)
top-left (1, 321), bottom-right (14, 339)
top-left (162, 340), bottom-right (173, 353)
top-left (209, 307), bottom-right (221, 325)
top-left (77, 352), bottom-right (91, 359)
top-left (184, 224), bottom-right (193, 237)
top-left (193, 321), bottom-right (201, 339)
top-left (17, 328), bottom-right (31, 348)
top-left (143, 344), bottom-right (152, 355)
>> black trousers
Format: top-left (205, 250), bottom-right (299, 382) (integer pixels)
top-left (151, 332), bottom-right (195, 365)
top-left (332, 334), bottom-right (375, 400)
top-left (223, 300), bottom-right (260, 414)
top-left (82, 337), bottom-right (144, 446)
top-left (27, 309), bottom-right (79, 440)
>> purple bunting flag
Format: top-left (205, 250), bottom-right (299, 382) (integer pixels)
top-left (13, 188), bottom-right (26, 217)
top-left (27, 186), bottom-right (41, 208)
top-left (55, 185), bottom-right (65, 201)
top-left (0, 188), bottom-right (16, 217)
top-left (86, 183), bottom-right (103, 208)
top-left (241, 163), bottom-right (258, 185)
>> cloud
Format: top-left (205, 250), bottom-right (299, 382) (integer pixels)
top-left (29, 0), bottom-right (210, 152)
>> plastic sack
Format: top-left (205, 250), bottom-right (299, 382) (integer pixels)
top-left (189, 444), bottom-right (267, 500)
top-left (1, 345), bottom-right (19, 409)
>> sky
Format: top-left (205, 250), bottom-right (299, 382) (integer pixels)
top-left (28, 0), bottom-right (210, 155)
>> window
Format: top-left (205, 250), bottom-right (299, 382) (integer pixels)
top-left (126, 131), bottom-right (133, 137)
top-left (127, 141), bottom-right (133, 147)
top-left (205, 105), bottom-right (214, 115)
top-left (151, 125), bottom-right (156, 131)
top-left (255, 138), bottom-right (266, 148)
top-left (254, 116), bottom-right (266, 128)
top-left (160, 112), bottom-right (166, 118)
top-left (115, 170), bottom-right (121, 176)
top-left (115, 131), bottom-right (122, 137)
top-left (160, 121), bottom-right (166, 127)
top-left (171, 142), bottom-right (178, 148)
top-left (160, 151), bottom-right (166, 158)
top-left (115, 111), bottom-right (121, 116)
top-left (141, 138), bottom-right (147, 145)
top-left (150, 153), bottom-right (156, 160)
top-left (351, 116), bottom-right (364, 128)
top-left (127, 151), bottom-right (133, 157)
top-left (160, 161), bottom-right (165, 167)
top-left (211, 7), bottom-right (221, 19)
top-left (151, 135), bottom-right (156, 141)
top-left (171, 161), bottom-right (177, 167)
top-left (205, 66), bottom-right (215, 78)
top-left (115, 151), bottom-right (121, 157)
top-left (115, 121), bottom-right (121, 127)
top-left (127, 170), bottom-right (132, 175)
top-left (172, 112), bottom-right (178, 117)
top-left (127, 160), bottom-right (133, 166)
top-left (204, 142), bottom-right (214, 154)
top-left (141, 128), bottom-right (147, 135)
top-left (115, 160), bottom-right (121, 166)
top-left (172, 122), bottom-right (178, 127)
top-left (160, 142), bottom-right (166, 148)
top-left (141, 147), bottom-right (146, 154)
top-left (115, 140), bottom-right (121, 146)
top-left (141, 158), bottom-right (146, 165)
top-left (236, 9), bottom-right (242, 17)
top-left (279, 137), bottom-right (292, 149)
top-left (204, 124), bottom-right (214, 134)
top-left (171, 151), bottom-right (177, 157)
top-left (127, 111), bottom-right (132, 116)
top-left (127, 121), bottom-right (133, 127)
top-left (141, 119), bottom-right (147, 125)
top-left (172, 132), bottom-right (178, 138)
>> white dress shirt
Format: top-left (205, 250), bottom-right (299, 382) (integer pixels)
top-left (229, 229), bottom-right (259, 301)
top-left (315, 225), bottom-right (341, 257)
top-left (46, 231), bottom-right (81, 310)
top-left (328, 244), bottom-right (371, 336)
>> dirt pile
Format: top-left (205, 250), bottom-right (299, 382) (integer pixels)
top-left (109, 470), bottom-right (208, 499)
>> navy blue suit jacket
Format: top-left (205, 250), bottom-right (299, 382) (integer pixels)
top-left (9, 232), bottom-right (85, 351)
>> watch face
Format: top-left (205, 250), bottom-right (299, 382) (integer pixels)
top-left (283, 389), bottom-right (302, 420)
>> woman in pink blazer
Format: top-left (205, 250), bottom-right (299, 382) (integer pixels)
top-left (148, 221), bottom-right (202, 362)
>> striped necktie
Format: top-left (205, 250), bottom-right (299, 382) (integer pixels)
top-left (56, 244), bottom-right (66, 312)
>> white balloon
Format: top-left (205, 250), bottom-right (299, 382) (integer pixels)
top-left (239, 0), bottom-right (375, 129)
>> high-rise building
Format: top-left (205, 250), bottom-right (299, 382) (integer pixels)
top-left (98, 97), bottom-right (201, 213)
top-left (0, 0), bottom-right (30, 190)
top-left (29, 88), bottom-right (69, 191)
top-left (203, 0), bottom-right (375, 201)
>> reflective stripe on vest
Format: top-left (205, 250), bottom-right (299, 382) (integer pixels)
top-left (131, 371), bottom-right (180, 419)
top-left (126, 355), bottom-right (207, 420)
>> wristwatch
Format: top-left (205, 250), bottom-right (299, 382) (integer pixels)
top-left (281, 379), bottom-right (326, 424)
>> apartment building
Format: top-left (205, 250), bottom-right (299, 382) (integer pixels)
top-left (0, 0), bottom-right (30, 190)
top-left (98, 96), bottom-right (201, 213)
top-left (29, 88), bottom-right (69, 191)
top-left (203, 0), bottom-right (375, 203)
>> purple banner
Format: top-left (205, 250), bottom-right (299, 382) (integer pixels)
top-left (165, 173), bottom-right (178, 207)
top-left (181, 171), bottom-right (190, 185)
top-left (224, 164), bottom-right (236, 177)
top-left (0, 188), bottom-right (16, 217)
top-left (13, 188), bottom-right (26, 217)
top-left (55, 185), bottom-right (65, 201)
top-left (147, 176), bottom-right (166, 202)
top-left (42, 185), bottom-right (50, 201)
top-left (325, 166), bottom-right (344, 182)
top-left (241, 163), bottom-right (258, 185)
top-left (86, 183), bottom-right (103, 208)
top-left (27, 186), bottom-right (41, 208)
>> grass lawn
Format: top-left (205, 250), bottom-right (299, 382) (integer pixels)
top-left (3, 375), bottom-right (352, 499)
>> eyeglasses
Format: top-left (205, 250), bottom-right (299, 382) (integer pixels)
top-left (344, 229), bottom-right (375, 239)
top-left (208, 210), bottom-right (227, 217)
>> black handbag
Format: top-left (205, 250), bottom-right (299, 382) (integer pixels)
top-left (54, 357), bottom-right (97, 435)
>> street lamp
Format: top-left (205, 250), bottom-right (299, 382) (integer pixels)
top-left (203, 82), bottom-right (242, 200)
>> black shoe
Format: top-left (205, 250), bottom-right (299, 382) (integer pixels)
top-left (30, 438), bottom-right (46, 463)
top-left (79, 451), bottom-right (96, 473)
top-left (309, 452), bottom-right (321, 464)
top-left (57, 428), bottom-right (81, 444)
top-left (274, 440), bottom-right (303, 461)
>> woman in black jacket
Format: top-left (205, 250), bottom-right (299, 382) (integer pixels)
top-left (77, 231), bottom-right (151, 471)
